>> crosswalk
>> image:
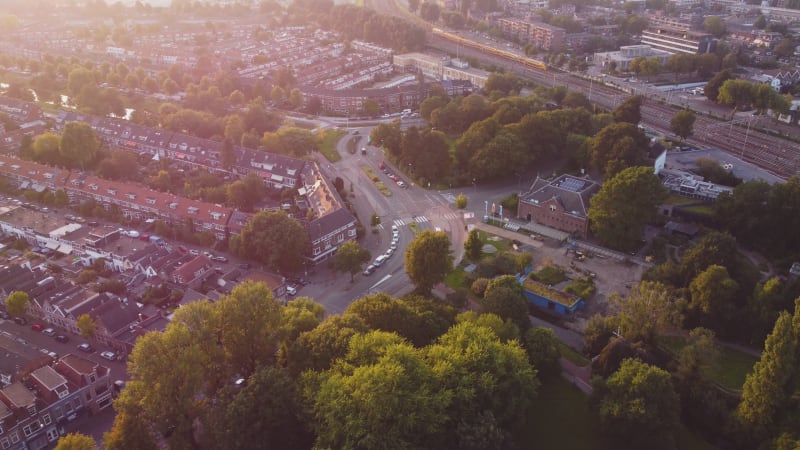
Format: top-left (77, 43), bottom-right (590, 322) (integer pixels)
top-left (441, 193), bottom-right (457, 203)
top-left (389, 212), bottom-right (462, 227)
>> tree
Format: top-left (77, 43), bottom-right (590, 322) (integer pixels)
top-left (405, 230), bottom-right (453, 294)
top-left (718, 79), bottom-right (756, 110)
top-left (523, 326), bottom-right (561, 376)
top-left (608, 281), bottom-right (683, 344)
top-left (464, 229), bottom-right (483, 261)
top-left (230, 211), bottom-right (309, 273)
top-left (332, 240), bottom-right (371, 282)
top-left (226, 173), bottom-right (266, 212)
top-left (426, 320), bottom-right (538, 446)
top-left (703, 16), bottom-right (726, 37)
top-left (345, 293), bottom-right (455, 347)
top-left (480, 275), bottom-right (529, 331)
top-left (734, 300), bottom-right (800, 444)
top-left (221, 137), bottom-right (236, 170)
top-left (679, 231), bottom-right (739, 283)
top-left (703, 69), bottom-right (733, 101)
top-left (592, 358), bottom-right (680, 449)
top-left (32, 132), bottom-right (62, 165)
top-left (303, 331), bottom-right (450, 450)
top-left (590, 123), bottom-right (650, 179)
top-left (287, 314), bottom-right (369, 374)
top-left (588, 166), bottom-right (667, 250)
top-left (612, 95), bottom-right (643, 125)
top-left (670, 109), bottom-right (695, 141)
top-left (55, 433), bottom-right (98, 450)
top-left (60, 121), bottom-right (101, 170)
top-left (688, 265), bottom-right (739, 333)
top-left (204, 366), bottom-right (311, 450)
top-left (675, 327), bottom-right (718, 380)
top-left (76, 313), bottom-right (97, 339)
top-left (5, 291), bottom-right (30, 316)
top-left (455, 193), bottom-right (467, 209)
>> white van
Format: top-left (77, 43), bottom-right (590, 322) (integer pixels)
top-left (373, 255), bottom-right (387, 267)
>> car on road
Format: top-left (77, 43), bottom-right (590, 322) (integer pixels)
top-left (391, 224), bottom-right (398, 232)
top-left (100, 351), bottom-right (117, 361)
top-left (396, 181), bottom-right (406, 188)
top-left (55, 334), bottom-right (69, 343)
top-left (42, 328), bottom-right (56, 336)
top-left (211, 255), bottom-right (228, 263)
top-left (384, 248), bottom-right (394, 258)
top-left (31, 323), bottom-right (44, 332)
top-left (287, 285), bottom-right (297, 296)
top-left (189, 249), bottom-right (200, 256)
top-left (363, 264), bottom-right (376, 276)
top-left (77, 342), bottom-right (94, 353)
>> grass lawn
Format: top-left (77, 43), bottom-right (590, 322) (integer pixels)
top-left (658, 336), bottom-right (758, 391)
top-left (317, 129), bottom-right (345, 162)
top-left (680, 204), bottom-right (715, 216)
top-left (518, 376), bottom-right (611, 450)
top-left (519, 376), bottom-right (717, 450)
top-left (557, 341), bottom-right (590, 367)
top-left (444, 263), bottom-right (467, 290)
top-left (664, 194), bottom-right (696, 205)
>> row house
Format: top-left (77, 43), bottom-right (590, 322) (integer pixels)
top-left (302, 84), bottom-right (427, 115)
top-left (302, 164), bottom-right (357, 263)
top-left (64, 174), bottom-right (232, 241)
top-left (0, 355), bottom-right (111, 450)
top-left (0, 96), bottom-right (43, 124)
top-left (171, 255), bottom-right (213, 289)
top-left (236, 149), bottom-right (305, 190)
top-left (0, 155), bottom-right (70, 193)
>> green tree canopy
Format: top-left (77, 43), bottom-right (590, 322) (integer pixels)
top-left (5, 290), bottom-right (30, 316)
top-left (612, 95), bottom-right (643, 125)
top-left (464, 229), bottom-right (483, 261)
top-left (590, 123), bottom-right (650, 179)
top-left (60, 121), bottom-right (102, 170)
top-left (231, 211), bottom-right (309, 273)
top-left (609, 281), bottom-right (684, 344)
top-left (332, 240), bottom-right (371, 282)
top-left (55, 433), bottom-right (98, 450)
top-left (670, 109), bottom-right (695, 141)
top-left (592, 358), bottom-right (680, 449)
top-left (405, 230), bottom-right (453, 294)
top-left (76, 313), bottom-right (97, 339)
top-left (588, 166), bottom-right (666, 250)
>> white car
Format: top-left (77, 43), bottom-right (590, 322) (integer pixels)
top-left (126, 230), bottom-right (140, 238)
top-left (42, 328), bottom-right (56, 336)
top-left (287, 285), bottom-right (297, 296)
top-left (391, 224), bottom-right (398, 232)
top-left (100, 351), bottom-right (117, 361)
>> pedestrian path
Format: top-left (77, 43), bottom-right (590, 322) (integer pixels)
top-left (393, 215), bottom-right (430, 226)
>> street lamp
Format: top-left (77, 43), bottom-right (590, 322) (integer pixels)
top-left (472, 178), bottom-right (476, 193)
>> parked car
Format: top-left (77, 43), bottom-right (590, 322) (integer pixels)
top-left (189, 249), bottom-right (200, 256)
top-left (100, 351), bottom-right (117, 361)
top-left (396, 181), bottom-right (406, 188)
top-left (211, 256), bottom-right (228, 263)
top-left (238, 263), bottom-right (251, 270)
top-left (31, 323), bottom-right (44, 332)
top-left (286, 285), bottom-right (297, 296)
top-left (363, 264), bottom-right (376, 276)
top-left (42, 328), bottom-right (56, 336)
top-left (77, 342), bottom-right (94, 353)
top-left (13, 316), bottom-right (27, 325)
top-left (55, 334), bottom-right (69, 343)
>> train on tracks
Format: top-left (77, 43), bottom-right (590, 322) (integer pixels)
top-left (431, 28), bottom-right (547, 72)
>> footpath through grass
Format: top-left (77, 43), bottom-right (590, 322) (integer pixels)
top-left (519, 376), bottom-right (717, 450)
top-left (317, 129), bottom-right (344, 162)
top-left (658, 335), bottom-right (758, 391)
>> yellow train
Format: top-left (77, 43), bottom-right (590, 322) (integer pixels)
top-left (431, 28), bottom-right (547, 72)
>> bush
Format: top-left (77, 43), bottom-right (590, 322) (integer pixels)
top-left (76, 269), bottom-right (98, 284)
top-left (564, 277), bottom-right (596, 299)
top-left (471, 278), bottom-right (490, 297)
top-left (446, 287), bottom-right (469, 308)
top-left (530, 265), bottom-right (568, 285)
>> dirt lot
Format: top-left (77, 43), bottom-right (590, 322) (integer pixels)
top-left (473, 222), bottom-right (646, 332)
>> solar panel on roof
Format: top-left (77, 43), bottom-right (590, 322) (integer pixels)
top-left (559, 177), bottom-right (586, 192)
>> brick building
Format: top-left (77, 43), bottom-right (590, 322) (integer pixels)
top-left (517, 175), bottom-right (600, 237)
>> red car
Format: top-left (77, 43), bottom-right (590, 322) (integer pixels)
top-left (31, 323), bottom-right (44, 332)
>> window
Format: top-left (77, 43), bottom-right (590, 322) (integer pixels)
top-left (313, 247), bottom-right (321, 256)
top-left (11, 432), bottom-right (20, 443)
top-left (46, 429), bottom-right (59, 443)
top-left (42, 414), bottom-right (52, 426)
top-left (338, 234), bottom-right (344, 243)
top-left (549, 204), bottom-right (556, 212)
top-left (90, 374), bottom-right (96, 383)
top-left (23, 421), bottom-right (42, 437)
top-left (1, 437), bottom-right (9, 449)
